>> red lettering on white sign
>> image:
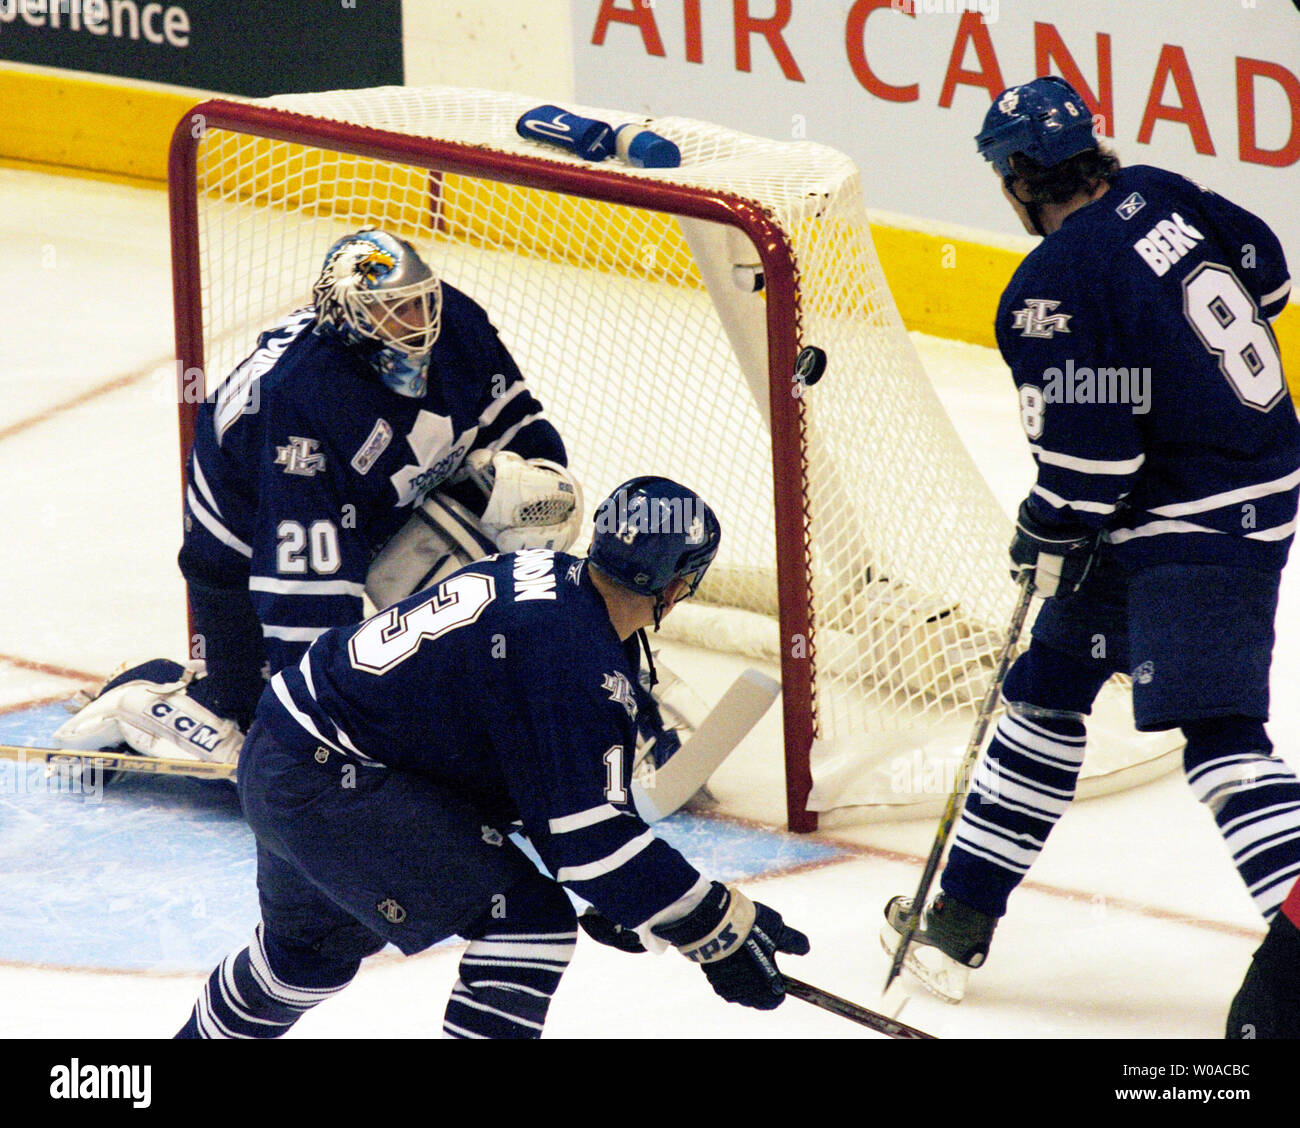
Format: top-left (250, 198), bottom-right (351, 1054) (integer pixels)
top-left (592, 0), bottom-right (666, 57)
top-left (1237, 56), bottom-right (1300, 167)
top-left (1138, 44), bottom-right (1216, 155)
top-left (845, 0), bottom-right (918, 103)
top-left (939, 12), bottom-right (1005, 108)
top-left (684, 0), bottom-right (704, 64)
top-left (734, 0), bottom-right (804, 81)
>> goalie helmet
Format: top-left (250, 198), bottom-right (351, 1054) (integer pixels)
top-left (589, 477), bottom-right (721, 623)
top-left (976, 76), bottom-right (1097, 178)
top-left (312, 228), bottom-right (443, 398)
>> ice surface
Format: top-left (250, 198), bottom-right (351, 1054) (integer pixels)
top-left (0, 166), bottom-right (1291, 1047)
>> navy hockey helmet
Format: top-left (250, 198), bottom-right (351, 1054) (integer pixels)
top-left (976, 76), bottom-right (1097, 178)
top-left (312, 228), bottom-right (443, 397)
top-left (589, 477), bottom-right (721, 621)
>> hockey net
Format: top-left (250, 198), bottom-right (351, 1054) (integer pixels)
top-left (168, 86), bottom-right (1180, 831)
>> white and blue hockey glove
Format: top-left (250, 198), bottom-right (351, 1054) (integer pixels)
top-left (652, 882), bottom-right (810, 1010)
top-left (1009, 499), bottom-right (1100, 598)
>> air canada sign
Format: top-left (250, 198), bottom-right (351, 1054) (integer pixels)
top-left (577, 0), bottom-right (1300, 244)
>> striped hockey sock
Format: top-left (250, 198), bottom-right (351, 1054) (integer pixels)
top-left (443, 876), bottom-right (577, 1039)
top-left (942, 708), bottom-right (1087, 917)
top-left (1185, 724), bottom-right (1300, 920)
top-left (176, 923), bottom-right (358, 1039)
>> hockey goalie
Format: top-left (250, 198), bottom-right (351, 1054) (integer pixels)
top-left (57, 227), bottom-right (750, 810)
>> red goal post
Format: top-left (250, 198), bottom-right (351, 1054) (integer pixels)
top-left (167, 88), bottom-right (1180, 832)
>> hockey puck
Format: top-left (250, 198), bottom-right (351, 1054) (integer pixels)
top-left (794, 345), bottom-right (827, 386)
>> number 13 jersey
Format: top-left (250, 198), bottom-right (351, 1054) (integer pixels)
top-left (256, 550), bottom-right (706, 932)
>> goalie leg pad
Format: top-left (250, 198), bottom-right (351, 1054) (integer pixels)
top-left (365, 492), bottom-right (499, 610)
top-left (54, 659), bottom-right (244, 765)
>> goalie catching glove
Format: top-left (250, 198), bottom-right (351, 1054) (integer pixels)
top-left (365, 452), bottom-right (583, 610)
top-left (1009, 498), bottom-right (1100, 598)
top-left (464, 449), bottom-right (583, 553)
top-left (53, 659), bottom-right (243, 766)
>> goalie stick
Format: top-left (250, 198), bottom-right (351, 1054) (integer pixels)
top-left (632, 668), bottom-right (780, 822)
top-left (0, 743), bottom-right (236, 781)
top-left (3, 667), bottom-right (778, 796)
top-left (883, 572), bottom-right (1035, 994)
top-left (785, 977), bottom-right (935, 1039)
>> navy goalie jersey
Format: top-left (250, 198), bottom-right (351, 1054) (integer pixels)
top-left (181, 284), bottom-right (564, 673)
top-left (255, 551), bottom-right (705, 931)
top-left (997, 165), bottom-right (1298, 570)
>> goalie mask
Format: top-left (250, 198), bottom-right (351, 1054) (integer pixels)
top-left (313, 228), bottom-right (443, 398)
top-left (589, 477), bottom-right (722, 628)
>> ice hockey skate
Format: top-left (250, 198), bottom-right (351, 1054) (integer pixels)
top-left (880, 892), bottom-right (997, 1004)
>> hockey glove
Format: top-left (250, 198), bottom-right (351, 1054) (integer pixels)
top-left (1009, 499), bottom-right (1100, 598)
top-left (464, 450), bottom-right (584, 553)
top-left (652, 882), bottom-right (810, 1010)
top-left (578, 909), bottom-right (648, 954)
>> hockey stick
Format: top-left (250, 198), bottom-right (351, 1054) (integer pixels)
top-left (883, 572), bottom-right (1035, 993)
top-left (632, 668), bottom-right (780, 823)
top-left (786, 976), bottom-right (936, 1039)
top-left (0, 743), bottom-right (236, 780)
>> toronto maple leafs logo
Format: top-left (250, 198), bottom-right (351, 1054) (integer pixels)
top-left (602, 671), bottom-right (639, 721)
top-left (998, 89), bottom-right (1021, 114)
top-left (274, 437), bottom-right (327, 477)
top-left (1011, 299), bottom-right (1072, 339)
top-left (389, 410), bottom-right (478, 505)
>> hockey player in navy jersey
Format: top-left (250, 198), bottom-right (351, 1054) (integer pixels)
top-left (175, 477), bottom-right (810, 1038)
top-left (882, 76), bottom-right (1300, 1006)
top-left (54, 227), bottom-right (581, 764)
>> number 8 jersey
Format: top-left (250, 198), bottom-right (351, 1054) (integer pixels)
top-left (255, 550), bottom-right (707, 932)
top-left (996, 164), bottom-right (1298, 570)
